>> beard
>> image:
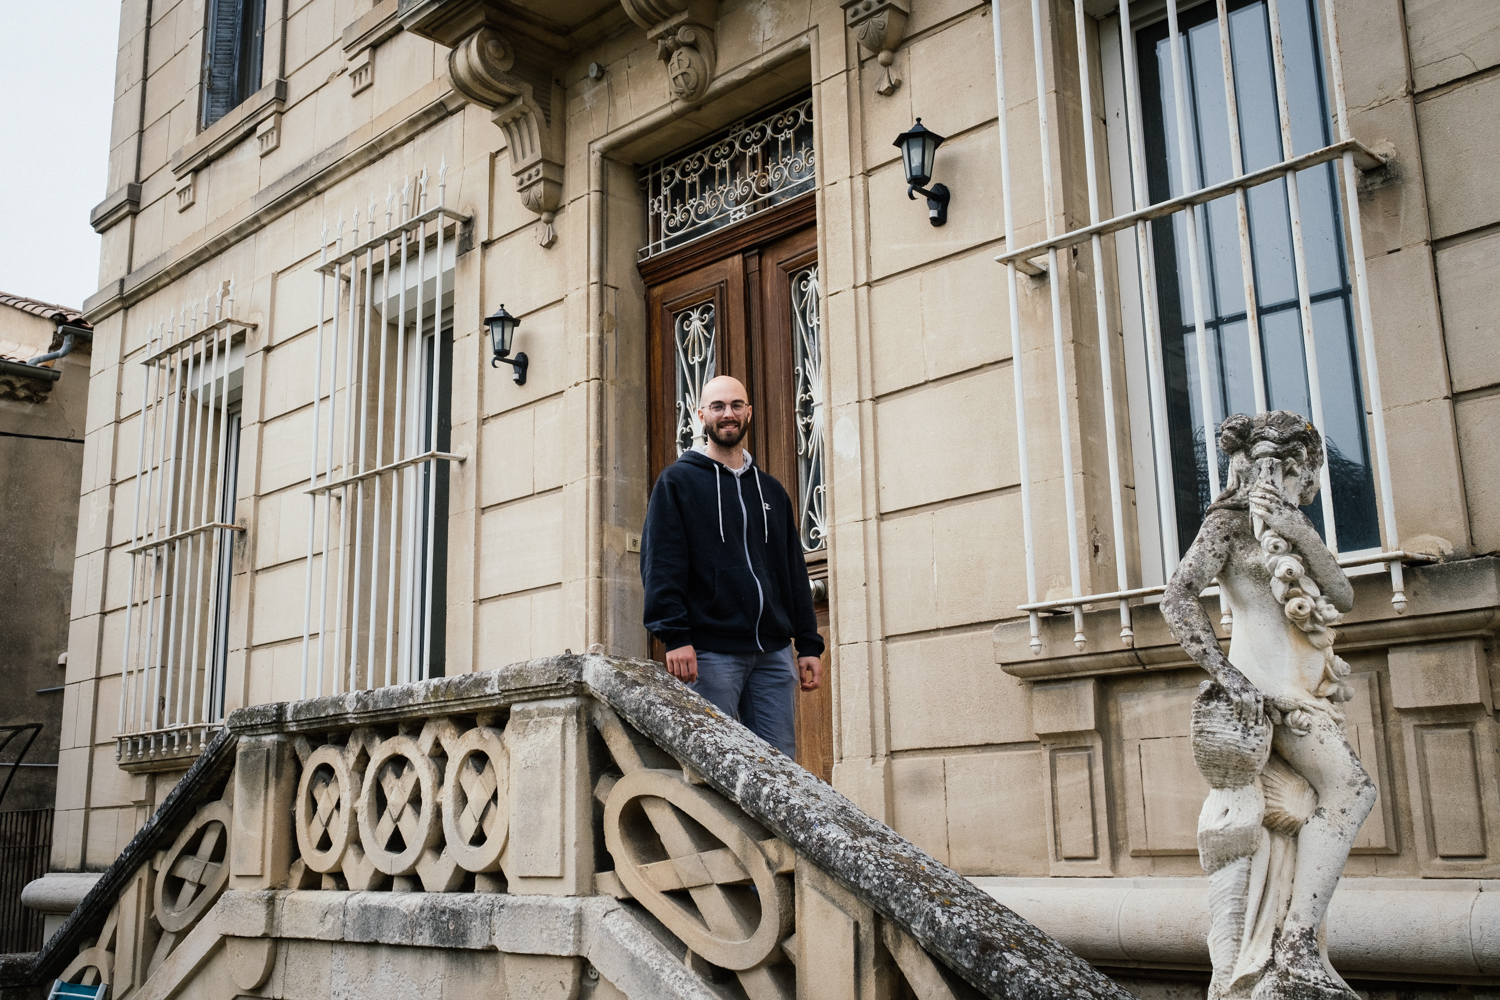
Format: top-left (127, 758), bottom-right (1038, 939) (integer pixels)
top-left (706, 415), bottom-right (749, 448)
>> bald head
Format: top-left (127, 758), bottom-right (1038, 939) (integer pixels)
top-left (697, 375), bottom-right (752, 457)
top-left (701, 375), bottom-right (748, 405)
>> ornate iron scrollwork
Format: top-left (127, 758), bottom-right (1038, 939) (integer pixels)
top-left (641, 95), bottom-right (815, 259)
top-left (673, 302), bottom-right (717, 456)
top-left (791, 264), bottom-right (826, 552)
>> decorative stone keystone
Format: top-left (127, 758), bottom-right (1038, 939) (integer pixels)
top-left (841, 0), bottom-right (909, 96)
top-left (621, 0), bottom-right (719, 105)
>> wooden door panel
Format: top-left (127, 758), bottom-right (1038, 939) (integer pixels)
top-left (647, 256), bottom-right (746, 481)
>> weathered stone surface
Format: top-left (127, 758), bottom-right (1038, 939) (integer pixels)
top-left (216, 889), bottom-right (727, 999)
top-left (28, 725), bottom-right (237, 983)
top-left (579, 654), bottom-right (1132, 1000)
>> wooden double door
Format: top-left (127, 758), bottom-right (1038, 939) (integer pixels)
top-left (641, 196), bottom-right (833, 783)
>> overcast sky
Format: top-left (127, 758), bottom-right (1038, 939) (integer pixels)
top-left (0, 3), bottom-right (119, 310)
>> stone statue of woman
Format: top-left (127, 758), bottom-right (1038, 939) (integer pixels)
top-left (1162, 411), bottom-right (1376, 1000)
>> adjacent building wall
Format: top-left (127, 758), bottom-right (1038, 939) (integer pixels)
top-left (0, 305), bottom-right (89, 814)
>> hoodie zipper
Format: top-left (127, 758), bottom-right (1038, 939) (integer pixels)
top-left (731, 467), bottom-right (765, 650)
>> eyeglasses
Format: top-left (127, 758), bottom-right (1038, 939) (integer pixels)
top-left (705, 401), bottom-right (749, 415)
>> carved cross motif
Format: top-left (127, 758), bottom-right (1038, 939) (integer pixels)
top-left (455, 755), bottom-right (499, 846)
top-left (166, 821), bottom-right (225, 913)
top-left (595, 706), bottom-right (794, 994)
top-left (154, 799), bottom-right (233, 933)
top-left (373, 759), bottom-right (422, 851)
top-left (307, 766), bottom-right (341, 852)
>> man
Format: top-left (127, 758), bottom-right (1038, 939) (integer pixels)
top-left (641, 375), bottom-right (823, 759)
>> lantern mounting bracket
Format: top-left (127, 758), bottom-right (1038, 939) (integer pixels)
top-left (907, 182), bottom-right (950, 226)
top-left (491, 351), bottom-right (529, 385)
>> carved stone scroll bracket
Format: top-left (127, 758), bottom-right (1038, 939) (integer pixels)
top-left (621, 0), bottom-right (719, 105)
top-left (841, 0), bottom-right (910, 97)
top-left (445, 26), bottom-right (566, 248)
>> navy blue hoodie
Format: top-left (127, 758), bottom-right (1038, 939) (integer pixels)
top-left (641, 449), bottom-right (824, 658)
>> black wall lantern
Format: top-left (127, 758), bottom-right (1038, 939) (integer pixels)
top-left (893, 118), bottom-right (950, 226)
top-left (486, 304), bottom-right (528, 385)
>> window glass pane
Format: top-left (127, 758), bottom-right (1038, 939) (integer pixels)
top-left (1138, 0), bottom-right (1379, 554)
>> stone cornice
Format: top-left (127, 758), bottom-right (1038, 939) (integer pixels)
top-left (88, 182), bottom-right (142, 234)
top-left (84, 82), bottom-right (467, 325)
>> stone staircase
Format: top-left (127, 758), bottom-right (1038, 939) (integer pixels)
top-left (23, 654), bottom-right (1131, 999)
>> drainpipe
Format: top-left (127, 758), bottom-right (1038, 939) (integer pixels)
top-left (26, 323), bottom-right (92, 367)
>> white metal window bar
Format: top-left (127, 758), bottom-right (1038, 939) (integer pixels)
top-left (300, 165), bottom-right (468, 698)
top-left (791, 263), bottom-right (827, 552)
top-left (639, 94), bottom-right (815, 260)
top-left (117, 285), bottom-right (248, 763)
top-left (990, 0), bottom-right (1427, 655)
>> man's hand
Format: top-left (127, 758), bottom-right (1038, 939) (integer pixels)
top-left (797, 656), bottom-right (822, 692)
top-left (665, 644), bottom-right (698, 683)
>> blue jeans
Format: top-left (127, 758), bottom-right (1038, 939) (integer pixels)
top-left (691, 646), bottom-right (797, 758)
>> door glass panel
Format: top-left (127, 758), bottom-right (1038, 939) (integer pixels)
top-left (673, 303), bottom-right (717, 456)
top-left (791, 264), bottom-right (825, 552)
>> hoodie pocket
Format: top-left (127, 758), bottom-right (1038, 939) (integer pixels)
top-left (703, 567), bottom-right (761, 630)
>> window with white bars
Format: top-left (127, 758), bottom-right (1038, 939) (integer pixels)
top-left (118, 286), bottom-right (248, 761)
top-left (299, 166), bottom-right (466, 698)
top-left (990, 0), bottom-right (1420, 654)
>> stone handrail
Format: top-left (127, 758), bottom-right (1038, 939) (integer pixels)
top-left (28, 654), bottom-right (1130, 1000)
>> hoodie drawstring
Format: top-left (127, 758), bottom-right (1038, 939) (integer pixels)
top-left (753, 466), bottom-right (768, 543)
top-left (715, 463), bottom-right (724, 543)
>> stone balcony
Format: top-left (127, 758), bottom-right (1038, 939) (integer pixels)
top-left (23, 654), bottom-right (1125, 999)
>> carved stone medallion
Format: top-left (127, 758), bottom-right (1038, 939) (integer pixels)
top-left (603, 767), bottom-right (793, 971)
top-left (154, 800), bottom-right (232, 933)
top-left (295, 743), bottom-right (358, 873)
top-left (440, 725), bottom-right (509, 873)
top-left (357, 734), bottom-right (441, 876)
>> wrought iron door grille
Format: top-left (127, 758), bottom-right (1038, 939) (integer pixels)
top-left (639, 94), bottom-right (815, 260)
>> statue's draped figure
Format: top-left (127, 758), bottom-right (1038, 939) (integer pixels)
top-left (1163, 412), bottom-right (1376, 1000)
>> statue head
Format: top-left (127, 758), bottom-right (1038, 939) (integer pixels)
top-left (1217, 411), bottom-right (1324, 507)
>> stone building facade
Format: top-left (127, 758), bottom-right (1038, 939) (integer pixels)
top-left (47, 0), bottom-right (1500, 993)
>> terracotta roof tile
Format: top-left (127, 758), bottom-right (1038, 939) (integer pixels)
top-left (0, 292), bottom-right (88, 326)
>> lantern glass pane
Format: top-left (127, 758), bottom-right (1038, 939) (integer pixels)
top-left (921, 137), bottom-right (937, 182)
top-left (902, 140), bottom-right (921, 184)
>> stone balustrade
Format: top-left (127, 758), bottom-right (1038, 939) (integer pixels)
top-left (26, 654), bottom-right (1130, 999)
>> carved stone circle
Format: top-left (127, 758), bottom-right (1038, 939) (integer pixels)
top-left (296, 743), bottom-right (358, 873)
top-left (357, 735), bottom-right (441, 876)
top-left (440, 725), bottom-right (509, 873)
top-left (155, 800), bottom-right (232, 933)
top-left (603, 767), bottom-right (792, 971)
